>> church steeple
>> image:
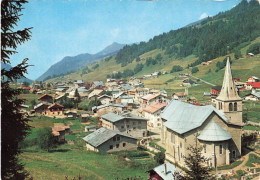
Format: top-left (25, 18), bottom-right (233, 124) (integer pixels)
top-left (216, 57), bottom-right (241, 101)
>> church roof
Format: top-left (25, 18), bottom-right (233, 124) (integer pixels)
top-left (161, 100), bottom-right (228, 134)
top-left (197, 120), bottom-right (232, 142)
top-left (216, 57), bottom-right (241, 101)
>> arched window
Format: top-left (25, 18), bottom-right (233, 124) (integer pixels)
top-left (229, 103), bottom-right (233, 111)
top-left (234, 102), bottom-right (237, 111)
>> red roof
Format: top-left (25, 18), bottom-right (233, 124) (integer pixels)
top-left (247, 82), bottom-right (260, 88)
top-left (143, 102), bottom-right (167, 114)
top-left (39, 94), bottom-right (53, 100)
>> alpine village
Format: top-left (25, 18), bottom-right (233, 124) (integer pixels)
top-left (1, 0), bottom-right (260, 180)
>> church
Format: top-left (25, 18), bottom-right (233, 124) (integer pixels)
top-left (161, 57), bottom-right (243, 167)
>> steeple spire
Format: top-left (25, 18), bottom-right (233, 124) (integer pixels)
top-left (216, 57), bottom-right (241, 101)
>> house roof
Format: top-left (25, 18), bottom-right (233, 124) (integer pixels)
top-left (88, 89), bottom-right (104, 98)
top-left (34, 102), bottom-right (51, 110)
top-left (48, 103), bottom-right (64, 109)
top-left (246, 92), bottom-right (260, 98)
top-left (81, 114), bottom-right (90, 118)
top-left (92, 103), bottom-right (126, 111)
top-left (120, 95), bottom-right (134, 99)
top-left (101, 112), bottom-right (148, 123)
top-left (212, 86), bottom-right (222, 91)
top-left (151, 162), bottom-right (182, 180)
top-left (174, 92), bottom-right (186, 97)
top-left (142, 93), bottom-right (162, 101)
top-left (98, 94), bottom-right (111, 99)
top-left (82, 127), bottom-right (136, 147)
top-left (93, 81), bottom-right (104, 87)
top-left (38, 94), bottom-right (53, 100)
top-left (65, 110), bottom-right (77, 114)
top-left (143, 102), bottom-right (167, 114)
top-left (161, 100), bottom-right (228, 135)
top-left (120, 84), bottom-right (134, 90)
top-left (198, 120), bottom-right (232, 142)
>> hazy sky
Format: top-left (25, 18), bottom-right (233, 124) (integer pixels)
top-left (11, 0), bottom-right (240, 80)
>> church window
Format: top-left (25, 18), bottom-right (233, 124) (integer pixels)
top-left (219, 145), bottom-right (223, 154)
top-left (204, 145), bottom-right (206, 153)
top-left (171, 133), bottom-right (175, 144)
top-left (229, 103), bottom-right (233, 111)
top-left (234, 102), bottom-right (237, 111)
top-left (232, 150), bottom-right (236, 158)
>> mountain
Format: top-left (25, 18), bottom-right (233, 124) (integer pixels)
top-left (36, 42), bottom-right (125, 81)
top-left (1, 63), bottom-right (33, 83)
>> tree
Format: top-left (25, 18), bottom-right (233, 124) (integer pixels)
top-left (234, 49), bottom-right (242, 59)
top-left (22, 81), bottom-right (30, 87)
top-left (170, 65), bottom-right (183, 73)
top-left (30, 99), bottom-right (36, 107)
top-left (183, 140), bottom-right (212, 180)
top-left (246, 42), bottom-right (260, 55)
top-left (191, 67), bottom-right (199, 74)
top-left (36, 127), bottom-right (56, 152)
top-left (1, 0), bottom-right (32, 179)
top-left (154, 152), bottom-right (165, 165)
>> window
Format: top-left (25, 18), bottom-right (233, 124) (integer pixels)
top-left (113, 137), bottom-right (116, 141)
top-left (234, 102), bottom-right (237, 111)
top-left (110, 145), bottom-right (113, 149)
top-left (171, 133), bottom-right (175, 144)
top-left (121, 126), bottom-right (124, 129)
top-left (123, 143), bottom-right (126, 147)
top-left (229, 103), bottom-right (233, 111)
top-left (204, 145), bottom-right (206, 153)
top-left (138, 121), bottom-right (141, 124)
top-left (117, 136), bottom-right (120, 141)
top-left (116, 144), bottom-right (119, 148)
top-left (180, 142), bottom-right (182, 148)
top-left (218, 102), bottom-right (221, 109)
top-left (127, 125), bottom-right (129, 128)
top-left (133, 122), bottom-right (136, 125)
top-left (133, 127), bottom-right (136, 130)
top-left (232, 150), bottom-right (236, 158)
top-left (219, 145), bottom-right (223, 154)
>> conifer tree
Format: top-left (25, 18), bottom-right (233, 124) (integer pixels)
top-left (1, 0), bottom-right (32, 179)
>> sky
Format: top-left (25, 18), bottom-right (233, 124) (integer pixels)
top-left (10, 0), bottom-right (241, 80)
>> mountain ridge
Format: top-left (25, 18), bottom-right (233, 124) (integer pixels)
top-left (36, 42), bottom-right (125, 81)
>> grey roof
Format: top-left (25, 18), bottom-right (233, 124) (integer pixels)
top-left (98, 94), bottom-right (111, 99)
top-left (161, 100), bottom-right (228, 134)
top-left (101, 112), bottom-right (148, 123)
top-left (197, 120), bottom-right (232, 142)
top-left (92, 103), bottom-right (125, 111)
top-left (56, 88), bottom-right (65, 92)
top-left (75, 80), bottom-right (83, 84)
top-left (120, 95), bottom-right (134, 99)
top-left (34, 102), bottom-right (52, 109)
top-left (82, 127), bottom-right (136, 147)
top-left (120, 84), bottom-right (134, 90)
top-left (93, 81), bottom-right (104, 87)
top-left (152, 162), bottom-right (182, 180)
top-left (252, 92), bottom-right (260, 98)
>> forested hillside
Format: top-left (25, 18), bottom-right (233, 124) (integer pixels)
top-left (115, 0), bottom-right (260, 67)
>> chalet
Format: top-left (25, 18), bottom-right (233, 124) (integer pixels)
top-left (83, 82), bottom-right (91, 90)
top-left (147, 162), bottom-right (182, 180)
top-left (117, 95), bottom-right (134, 108)
top-left (233, 78), bottom-right (240, 82)
top-left (65, 110), bottom-right (77, 119)
top-left (52, 125), bottom-right (70, 143)
top-left (182, 78), bottom-right (196, 87)
top-left (88, 89), bottom-right (104, 100)
top-left (55, 88), bottom-right (66, 94)
top-left (201, 62), bottom-right (207, 65)
top-left (47, 103), bottom-right (64, 116)
top-left (83, 127), bottom-right (137, 152)
top-left (98, 95), bottom-right (112, 105)
top-left (211, 86), bottom-right (222, 96)
top-left (16, 104), bottom-right (29, 112)
top-left (247, 76), bottom-right (259, 83)
top-left (38, 94), bottom-right (53, 103)
top-left (172, 92), bottom-right (187, 101)
top-left (120, 84), bottom-right (134, 92)
top-left (246, 53), bottom-right (254, 57)
top-left (203, 92), bottom-right (211, 97)
top-left (244, 91), bottom-right (260, 101)
top-left (74, 80), bottom-right (84, 87)
top-left (101, 112), bottom-right (148, 138)
top-left (92, 103), bottom-right (127, 117)
top-left (34, 102), bottom-right (51, 115)
top-left (84, 125), bottom-right (98, 132)
top-left (246, 82), bottom-right (260, 90)
top-left (206, 61), bottom-right (212, 65)
top-left (162, 58), bottom-right (243, 168)
top-left (81, 113), bottom-right (90, 122)
top-left (142, 93), bottom-right (167, 105)
top-left (143, 102), bottom-right (167, 128)
top-left (92, 81), bottom-right (104, 89)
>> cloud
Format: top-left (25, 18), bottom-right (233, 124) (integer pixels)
top-left (199, 13), bottom-right (208, 20)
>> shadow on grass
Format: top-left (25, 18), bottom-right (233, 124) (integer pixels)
top-left (49, 148), bottom-right (71, 153)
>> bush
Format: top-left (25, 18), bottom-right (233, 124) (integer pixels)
top-left (36, 127), bottom-right (56, 152)
top-left (154, 152), bottom-right (165, 164)
top-left (170, 65), bottom-right (183, 73)
top-left (191, 67), bottom-right (199, 74)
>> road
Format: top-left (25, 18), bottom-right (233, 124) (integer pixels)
top-left (190, 75), bottom-right (216, 86)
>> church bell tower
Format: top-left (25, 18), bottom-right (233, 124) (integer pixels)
top-left (215, 57), bottom-right (243, 126)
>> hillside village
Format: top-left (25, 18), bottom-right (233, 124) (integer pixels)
top-left (15, 56), bottom-right (260, 179)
